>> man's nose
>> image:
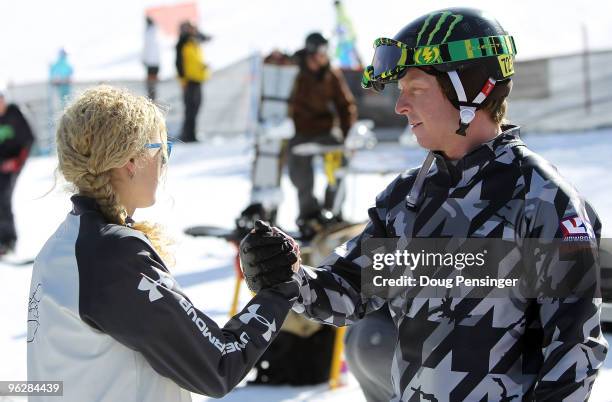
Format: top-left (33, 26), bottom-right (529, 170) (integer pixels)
top-left (395, 94), bottom-right (412, 116)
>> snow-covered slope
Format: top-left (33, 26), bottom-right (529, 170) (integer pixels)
top-left (2, 129), bottom-right (612, 401)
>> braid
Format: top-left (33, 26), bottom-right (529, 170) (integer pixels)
top-left (82, 172), bottom-right (127, 225)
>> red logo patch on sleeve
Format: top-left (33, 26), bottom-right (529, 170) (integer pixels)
top-left (560, 216), bottom-right (591, 241)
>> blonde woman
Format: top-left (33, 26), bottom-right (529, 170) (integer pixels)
top-left (27, 86), bottom-right (300, 401)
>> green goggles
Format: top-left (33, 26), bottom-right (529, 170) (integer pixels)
top-left (361, 34), bottom-right (517, 91)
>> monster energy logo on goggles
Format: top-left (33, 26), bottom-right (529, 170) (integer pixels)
top-left (362, 34), bottom-right (516, 89)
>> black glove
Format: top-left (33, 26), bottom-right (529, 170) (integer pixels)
top-left (239, 220), bottom-right (299, 293)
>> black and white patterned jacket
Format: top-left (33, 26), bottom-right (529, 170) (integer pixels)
top-left (293, 125), bottom-right (608, 401)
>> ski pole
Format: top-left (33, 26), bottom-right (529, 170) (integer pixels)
top-left (229, 242), bottom-right (243, 317)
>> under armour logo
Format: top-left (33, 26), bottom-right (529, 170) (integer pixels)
top-left (239, 304), bottom-right (276, 341)
top-left (138, 273), bottom-right (174, 302)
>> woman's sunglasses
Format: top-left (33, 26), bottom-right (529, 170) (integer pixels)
top-left (145, 141), bottom-right (174, 165)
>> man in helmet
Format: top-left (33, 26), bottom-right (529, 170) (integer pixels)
top-left (240, 8), bottom-right (607, 401)
top-left (288, 32), bottom-right (357, 238)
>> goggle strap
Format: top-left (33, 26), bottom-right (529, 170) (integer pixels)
top-left (374, 35), bottom-right (515, 66)
top-left (366, 35), bottom-right (516, 87)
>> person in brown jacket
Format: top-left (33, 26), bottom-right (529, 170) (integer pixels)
top-left (288, 32), bottom-right (357, 237)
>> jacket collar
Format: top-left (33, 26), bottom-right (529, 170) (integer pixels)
top-left (431, 124), bottom-right (522, 185)
top-left (406, 125), bottom-right (522, 209)
top-left (70, 195), bottom-right (102, 216)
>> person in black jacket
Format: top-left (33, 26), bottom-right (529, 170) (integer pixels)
top-left (28, 85), bottom-right (299, 401)
top-left (0, 87), bottom-right (34, 255)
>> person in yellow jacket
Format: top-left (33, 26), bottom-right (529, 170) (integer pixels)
top-left (175, 21), bottom-right (211, 142)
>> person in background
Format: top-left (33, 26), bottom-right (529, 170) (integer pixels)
top-left (143, 16), bottom-right (161, 101)
top-left (49, 48), bottom-right (74, 108)
top-left (333, 0), bottom-right (362, 70)
top-left (0, 83), bottom-right (34, 255)
top-left (288, 32), bottom-right (357, 238)
top-left (175, 21), bottom-right (211, 143)
top-left (263, 49), bottom-right (293, 66)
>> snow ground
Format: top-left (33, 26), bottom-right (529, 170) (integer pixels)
top-left (2, 129), bottom-right (612, 401)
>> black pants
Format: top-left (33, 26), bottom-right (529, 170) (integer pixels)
top-left (145, 66), bottom-right (159, 101)
top-left (345, 307), bottom-right (396, 402)
top-left (182, 81), bottom-right (202, 143)
top-left (288, 134), bottom-right (344, 220)
top-left (0, 172), bottom-right (19, 247)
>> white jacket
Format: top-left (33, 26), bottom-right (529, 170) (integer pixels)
top-left (143, 24), bottom-right (160, 67)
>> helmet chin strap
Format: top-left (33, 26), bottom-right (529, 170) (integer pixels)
top-left (447, 70), bottom-right (496, 136)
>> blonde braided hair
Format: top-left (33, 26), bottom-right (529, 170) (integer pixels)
top-left (56, 85), bottom-right (174, 264)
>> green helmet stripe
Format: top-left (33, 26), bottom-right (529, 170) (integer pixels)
top-left (416, 12), bottom-right (436, 46)
top-left (426, 11), bottom-right (451, 45)
top-left (441, 14), bottom-right (463, 43)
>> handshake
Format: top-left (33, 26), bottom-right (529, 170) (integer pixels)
top-left (239, 220), bottom-right (301, 293)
